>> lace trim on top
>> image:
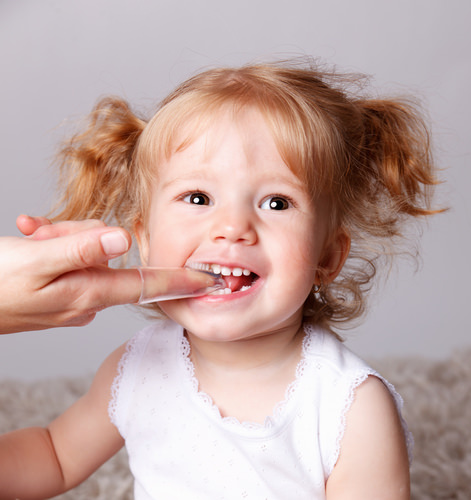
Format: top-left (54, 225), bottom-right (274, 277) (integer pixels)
top-left (108, 329), bottom-right (151, 427)
top-left (329, 370), bottom-right (414, 468)
top-left (110, 323), bottom-right (414, 469)
top-left (303, 320), bottom-right (415, 470)
top-left (179, 331), bottom-right (311, 433)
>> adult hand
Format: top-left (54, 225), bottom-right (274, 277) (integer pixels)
top-left (0, 216), bottom-right (142, 334)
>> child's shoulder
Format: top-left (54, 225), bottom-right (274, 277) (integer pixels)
top-left (106, 321), bottom-right (182, 423)
top-left (85, 323), bottom-right (170, 420)
top-left (303, 324), bottom-right (371, 377)
top-left (89, 341), bottom-right (129, 404)
top-left (325, 374), bottom-right (411, 498)
top-left (301, 324), bottom-right (413, 477)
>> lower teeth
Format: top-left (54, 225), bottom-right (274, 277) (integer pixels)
top-left (211, 285), bottom-right (251, 295)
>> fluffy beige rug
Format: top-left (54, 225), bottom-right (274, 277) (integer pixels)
top-left (1, 349), bottom-right (470, 499)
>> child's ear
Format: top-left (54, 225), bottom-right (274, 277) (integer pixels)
top-left (134, 221), bottom-right (150, 266)
top-left (317, 230), bottom-right (351, 286)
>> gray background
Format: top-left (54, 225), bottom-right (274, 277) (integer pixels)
top-left (1, 0), bottom-right (469, 380)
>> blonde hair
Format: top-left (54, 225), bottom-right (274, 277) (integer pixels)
top-left (52, 59), bottom-right (440, 330)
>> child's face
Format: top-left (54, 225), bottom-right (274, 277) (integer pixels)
top-left (137, 108), bottom-right (342, 342)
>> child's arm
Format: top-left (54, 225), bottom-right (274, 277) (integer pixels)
top-left (0, 344), bottom-right (126, 500)
top-left (325, 376), bottom-right (410, 500)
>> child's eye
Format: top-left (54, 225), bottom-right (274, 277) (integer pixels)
top-left (260, 196), bottom-right (291, 211)
top-left (183, 192), bottom-right (211, 206)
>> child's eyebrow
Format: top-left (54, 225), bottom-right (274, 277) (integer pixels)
top-left (159, 165), bottom-right (307, 194)
top-left (160, 169), bottom-right (213, 189)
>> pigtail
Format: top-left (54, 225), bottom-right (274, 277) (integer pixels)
top-left (313, 95), bottom-right (443, 331)
top-left (51, 97), bottom-right (147, 230)
top-left (355, 98), bottom-right (439, 231)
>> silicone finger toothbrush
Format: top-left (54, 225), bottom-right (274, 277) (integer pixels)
top-left (136, 267), bottom-right (225, 304)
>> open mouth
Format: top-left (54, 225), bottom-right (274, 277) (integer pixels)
top-left (187, 262), bottom-right (259, 295)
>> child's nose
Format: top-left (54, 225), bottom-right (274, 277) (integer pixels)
top-left (209, 206), bottom-right (257, 245)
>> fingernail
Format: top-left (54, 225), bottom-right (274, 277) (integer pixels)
top-left (100, 231), bottom-right (129, 256)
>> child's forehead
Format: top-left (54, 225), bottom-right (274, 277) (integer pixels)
top-left (156, 112), bottom-right (299, 187)
top-left (146, 105), bottom-right (278, 164)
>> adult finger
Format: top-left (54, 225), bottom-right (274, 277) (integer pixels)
top-left (51, 266), bottom-right (144, 310)
top-left (16, 215), bottom-right (52, 236)
top-left (91, 267), bottom-right (144, 306)
top-left (51, 266), bottom-right (222, 311)
top-left (16, 215), bottom-right (108, 241)
top-left (30, 219), bottom-right (107, 241)
top-left (137, 267), bottom-right (224, 303)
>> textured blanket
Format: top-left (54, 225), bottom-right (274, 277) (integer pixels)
top-left (1, 349), bottom-right (470, 499)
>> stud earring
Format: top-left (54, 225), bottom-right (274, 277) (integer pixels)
top-left (313, 275), bottom-right (324, 294)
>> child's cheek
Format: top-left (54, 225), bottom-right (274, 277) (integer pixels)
top-left (146, 226), bottom-right (192, 268)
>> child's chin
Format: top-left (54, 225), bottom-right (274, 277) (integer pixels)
top-left (185, 325), bottom-right (245, 343)
top-left (181, 319), bottom-right (257, 344)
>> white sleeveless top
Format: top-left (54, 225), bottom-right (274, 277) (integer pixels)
top-left (109, 320), bottom-right (412, 499)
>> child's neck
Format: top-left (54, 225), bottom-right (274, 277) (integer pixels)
top-left (184, 321), bottom-right (306, 424)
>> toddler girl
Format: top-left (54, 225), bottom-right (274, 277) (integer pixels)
top-left (0, 59), bottom-right (439, 499)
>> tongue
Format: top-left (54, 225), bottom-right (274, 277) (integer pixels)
top-left (223, 274), bottom-right (253, 292)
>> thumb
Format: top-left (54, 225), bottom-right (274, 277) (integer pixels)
top-left (38, 228), bottom-right (132, 278)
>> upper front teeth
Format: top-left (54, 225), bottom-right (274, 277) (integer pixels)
top-left (191, 263), bottom-right (251, 277)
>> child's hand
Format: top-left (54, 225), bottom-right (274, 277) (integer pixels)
top-left (0, 216), bottom-right (140, 334)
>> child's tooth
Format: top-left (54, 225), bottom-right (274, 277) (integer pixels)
top-left (212, 264), bottom-right (221, 274)
top-left (243, 269), bottom-right (251, 276)
top-left (209, 287), bottom-right (232, 295)
top-left (221, 266), bottom-right (232, 276)
top-left (232, 268), bottom-right (243, 277)
top-left (197, 263), bottom-right (210, 271)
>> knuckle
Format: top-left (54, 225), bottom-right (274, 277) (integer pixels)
top-left (32, 224), bottom-right (58, 240)
top-left (69, 237), bottom-right (98, 267)
top-left (71, 271), bottom-right (107, 309)
top-left (43, 269), bottom-right (108, 327)
top-left (51, 268), bottom-right (110, 325)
